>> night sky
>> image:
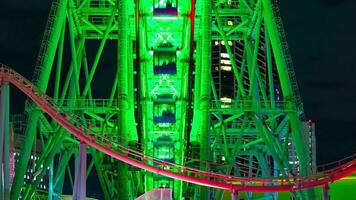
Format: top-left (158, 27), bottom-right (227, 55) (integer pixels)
top-left (1, 0), bottom-right (355, 165)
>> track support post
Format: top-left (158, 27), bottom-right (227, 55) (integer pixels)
top-left (322, 184), bottom-right (329, 200)
top-left (232, 190), bottom-right (239, 200)
top-left (0, 83), bottom-right (10, 200)
top-left (73, 144), bottom-right (87, 200)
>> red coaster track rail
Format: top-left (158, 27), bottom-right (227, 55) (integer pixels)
top-left (0, 65), bottom-right (355, 192)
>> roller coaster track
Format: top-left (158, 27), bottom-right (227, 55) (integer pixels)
top-left (0, 65), bottom-right (355, 193)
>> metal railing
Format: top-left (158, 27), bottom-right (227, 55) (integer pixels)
top-left (271, 0), bottom-right (305, 119)
top-left (1, 65), bottom-right (355, 192)
top-left (32, 0), bottom-right (61, 86)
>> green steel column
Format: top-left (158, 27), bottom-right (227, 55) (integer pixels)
top-left (11, 0), bottom-right (68, 199)
top-left (0, 83), bottom-right (10, 200)
top-left (263, 3), bottom-right (315, 198)
top-left (198, 0), bottom-right (212, 198)
top-left (262, 0), bottom-right (310, 177)
top-left (117, 0), bottom-right (137, 199)
top-left (53, 147), bottom-right (74, 200)
top-left (117, 0), bottom-right (137, 141)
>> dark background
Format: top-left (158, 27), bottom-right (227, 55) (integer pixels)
top-left (1, 0), bottom-right (355, 166)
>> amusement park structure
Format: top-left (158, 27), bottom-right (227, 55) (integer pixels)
top-left (0, 0), bottom-right (355, 200)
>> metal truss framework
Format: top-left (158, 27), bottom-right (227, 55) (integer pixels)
top-left (1, 0), bottom-right (350, 200)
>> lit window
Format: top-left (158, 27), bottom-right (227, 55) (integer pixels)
top-left (221, 66), bottom-right (232, 71)
top-left (220, 59), bottom-right (231, 65)
top-left (220, 97), bottom-right (232, 103)
top-left (228, 21), bottom-right (233, 26)
top-left (220, 53), bottom-right (229, 58)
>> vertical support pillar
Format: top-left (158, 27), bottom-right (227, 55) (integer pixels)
top-left (192, 0), bottom-right (212, 198)
top-left (48, 161), bottom-right (54, 200)
top-left (232, 190), bottom-right (239, 200)
top-left (0, 83), bottom-right (10, 200)
top-left (322, 184), bottom-right (329, 200)
top-left (273, 160), bottom-right (278, 200)
top-left (73, 144), bottom-right (87, 200)
top-left (117, 0), bottom-right (137, 198)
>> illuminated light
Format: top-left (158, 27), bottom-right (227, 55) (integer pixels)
top-left (214, 41), bottom-right (219, 46)
top-left (221, 104), bottom-right (231, 108)
top-left (228, 41), bottom-right (233, 46)
top-left (221, 66), bottom-right (232, 71)
top-left (220, 59), bottom-right (231, 65)
top-left (158, 123), bottom-right (171, 127)
top-left (149, 50), bottom-right (154, 56)
top-left (221, 156), bottom-right (225, 161)
top-left (152, 16), bottom-right (178, 20)
top-left (228, 21), bottom-right (233, 26)
top-left (220, 97), bottom-right (232, 103)
top-left (220, 53), bottom-right (229, 58)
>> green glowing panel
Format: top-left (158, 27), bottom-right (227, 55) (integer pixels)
top-left (139, 0), bottom-right (192, 198)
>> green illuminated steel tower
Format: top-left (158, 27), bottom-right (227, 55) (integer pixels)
top-left (7, 0), bottom-right (315, 199)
